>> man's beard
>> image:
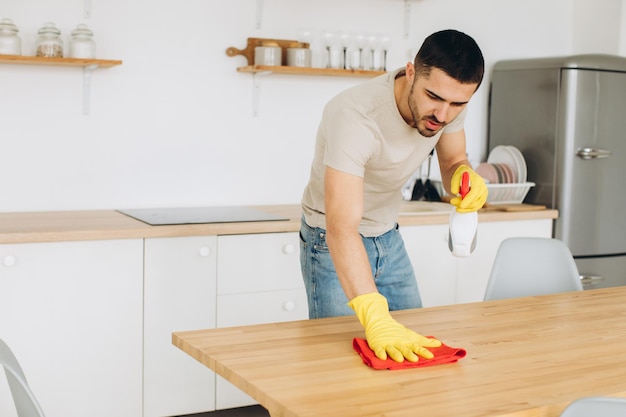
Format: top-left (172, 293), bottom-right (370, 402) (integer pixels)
top-left (408, 84), bottom-right (446, 137)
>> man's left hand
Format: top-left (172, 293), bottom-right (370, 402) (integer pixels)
top-left (450, 165), bottom-right (488, 213)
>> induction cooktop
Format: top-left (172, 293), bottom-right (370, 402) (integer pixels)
top-left (117, 206), bottom-right (290, 226)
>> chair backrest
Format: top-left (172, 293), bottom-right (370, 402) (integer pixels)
top-left (484, 237), bottom-right (583, 301)
top-left (560, 396), bottom-right (626, 416)
top-left (0, 339), bottom-right (46, 417)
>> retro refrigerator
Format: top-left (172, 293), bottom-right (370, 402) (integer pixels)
top-left (488, 54), bottom-right (626, 289)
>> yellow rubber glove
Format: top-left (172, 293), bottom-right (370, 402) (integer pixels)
top-left (347, 292), bottom-right (442, 363)
top-left (450, 165), bottom-right (488, 213)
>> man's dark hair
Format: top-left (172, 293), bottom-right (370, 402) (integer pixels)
top-left (414, 29), bottom-right (484, 90)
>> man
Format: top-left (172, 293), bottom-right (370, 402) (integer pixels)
top-left (299, 29), bottom-right (488, 363)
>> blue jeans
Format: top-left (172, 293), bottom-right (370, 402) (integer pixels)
top-left (299, 217), bottom-right (423, 319)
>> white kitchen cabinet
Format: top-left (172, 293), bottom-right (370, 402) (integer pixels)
top-left (0, 239), bottom-right (143, 417)
top-left (215, 232), bottom-right (307, 409)
top-left (143, 236), bottom-right (218, 417)
top-left (401, 218), bottom-right (553, 306)
top-left (400, 224), bottom-right (457, 307)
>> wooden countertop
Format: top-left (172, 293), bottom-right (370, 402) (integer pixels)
top-left (0, 204), bottom-right (557, 244)
top-left (173, 286), bottom-right (626, 417)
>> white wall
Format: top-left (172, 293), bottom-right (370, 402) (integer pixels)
top-left (572, 0), bottom-right (622, 53)
top-left (620, 0), bottom-right (626, 53)
top-left (0, 0), bottom-right (622, 212)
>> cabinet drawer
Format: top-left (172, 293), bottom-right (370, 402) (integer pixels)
top-left (216, 289), bottom-right (308, 327)
top-left (217, 232), bottom-right (302, 294)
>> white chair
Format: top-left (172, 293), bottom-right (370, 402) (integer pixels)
top-left (484, 237), bottom-right (583, 301)
top-left (560, 396), bottom-right (626, 416)
top-left (0, 338), bottom-right (46, 417)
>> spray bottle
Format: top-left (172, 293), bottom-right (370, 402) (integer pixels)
top-left (448, 171), bottom-right (478, 257)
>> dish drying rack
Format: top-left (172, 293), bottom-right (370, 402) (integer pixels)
top-left (486, 182), bottom-right (535, 204)
top-left (428, 180), bottom-right (535, 205)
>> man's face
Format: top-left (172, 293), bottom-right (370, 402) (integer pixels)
top-left (407, 67), bottom-right (478, 137)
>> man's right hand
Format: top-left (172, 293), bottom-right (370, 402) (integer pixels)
top-left (348, 292), bottom-right (441, 362)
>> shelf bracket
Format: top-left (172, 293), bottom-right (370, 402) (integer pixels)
top-left (404, 0), bottom-right (411, 39)
top-left (252, 70), bottom-right (271, 117)
top-left (256, 0), bottom-right (263, 29)
top-left (84, 0), bottom-right (92, 18)
top-left (82, 64), bottom-right (98, 115)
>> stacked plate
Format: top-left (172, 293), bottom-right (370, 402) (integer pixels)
top-left (475, 146), bottom-right (534, 204)
top-left (476, 145), bottom-right (527, 184)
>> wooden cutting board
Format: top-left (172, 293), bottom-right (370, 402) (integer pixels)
top-left (226, 37), bottom-right (310, 66)
top-left (439, 196), bottom-right (545, 212)
top-left (481, 203), bottom-right (546, 212)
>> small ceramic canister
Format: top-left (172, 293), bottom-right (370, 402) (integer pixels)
top-left (69, 23), bottom-right (96, 59)
top-left (254, 45), bottom-right (281, 66)
top-left (0, 18), bottom-right (21, 55)
top-left (286, 47), bottom-right (311, 67)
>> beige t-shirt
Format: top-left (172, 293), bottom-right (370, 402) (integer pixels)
top-left (301, 68), bottom-right (467, 237)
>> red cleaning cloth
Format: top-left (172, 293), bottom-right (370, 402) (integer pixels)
top-left (353, 337), bottom-right (466, 370)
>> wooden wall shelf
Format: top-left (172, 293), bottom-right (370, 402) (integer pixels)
top-left (0, 55), bottom-right (122, 68)
top-left (238, 65), bottom-right (386, 116)
top-left (237, 65), bottom-right (385, 78)
top-left (0, 55), bottom-right (123, 115)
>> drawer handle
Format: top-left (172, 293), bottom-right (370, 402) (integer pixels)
top-left (3, 255), bottom-right (16, 267)
top-left (199, 246), bottom-right (211, 257)
top-left (283, 301), bottom-right (296, 312)
top-left (282, 244), bottom-right (295, 255)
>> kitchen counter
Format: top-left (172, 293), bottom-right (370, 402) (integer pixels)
top-left (0, 203), bottom-right (558, 417)
top-left (0, 203), bottom-right (557, 244)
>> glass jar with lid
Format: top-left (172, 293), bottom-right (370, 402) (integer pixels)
top-left (69, 23), bottom-right (96, 59)
top-left (35, 22), bottom-right (63, 57)
top-left (0, 18), bottom-right (21, 55)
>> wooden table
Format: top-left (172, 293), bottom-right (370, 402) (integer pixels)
top-left (173, 287), bottom-right (626, 417)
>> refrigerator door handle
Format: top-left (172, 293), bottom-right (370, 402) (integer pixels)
top-left (579, 274), bottom-right (604, 284)
top-left (580, 274), bottom-right (604, 289)
top-left (576, 147), bottom-right (612, 160)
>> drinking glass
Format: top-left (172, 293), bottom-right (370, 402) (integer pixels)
top-left (367, 33), bottom-right (383, 71)
top-left (354, 33), bottom-right (367, 69)
top-left (337, 31), bottom-right (351, 69)
top-left (380, 34), bottom-right (391, 71)
top-left (322, 30), bottom-right (336, 68)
